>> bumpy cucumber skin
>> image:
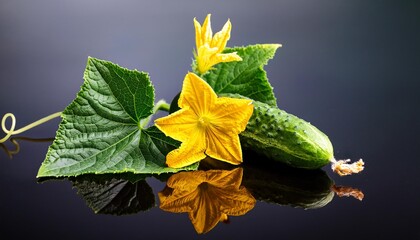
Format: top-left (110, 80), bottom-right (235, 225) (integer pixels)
top-left (239, 99), bottom-right (334, 169)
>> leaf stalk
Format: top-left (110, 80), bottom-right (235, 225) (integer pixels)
top-left (139, 99), bottom-right (170, 129)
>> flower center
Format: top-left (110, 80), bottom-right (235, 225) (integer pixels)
top-left (198, 116), bottom-right (211, 128)
top-left (198, 182), bottom-right (210, 190)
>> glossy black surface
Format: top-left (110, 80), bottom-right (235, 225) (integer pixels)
top-left (1, 1), bottom-right (419, 239)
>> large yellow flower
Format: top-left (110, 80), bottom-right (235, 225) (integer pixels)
top-left (158, 168), bottom-right (256, 234)
top-left (194, 14), bottom-right (242, 74)
top-left (154, 72), bottom-right (253, 168)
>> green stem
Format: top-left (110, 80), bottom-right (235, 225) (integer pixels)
top-left (0, 112), bottom-right (62, 143)
top-left (139, 99), bottom-right (170, 128)
top-left (155, 99), bottom-right (170, 113)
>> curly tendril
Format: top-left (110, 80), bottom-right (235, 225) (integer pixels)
top-left (0, 112), bottom-right (62, 144)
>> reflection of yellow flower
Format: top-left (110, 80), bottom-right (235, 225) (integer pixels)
top-left (194, 14), bottom-right (242, 74)
top-left (154, 73), bottom-right (253, 168)
top-left (158, 168), bottom-right (256, 234)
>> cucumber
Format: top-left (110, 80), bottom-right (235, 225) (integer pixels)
top-left (240, 99), bottom-right (333, 169)
top-left (217, 93), bottom-right (334, 169)
top-left (169, 93), bottom-right (334, 169)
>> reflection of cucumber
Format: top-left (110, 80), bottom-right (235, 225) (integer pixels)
top-left (242, 154), bottom-right (334, 209)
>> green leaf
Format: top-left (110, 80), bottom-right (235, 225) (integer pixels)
top-left (37, 57), bottom-right (197, 178)
top-left (201, 44), bottom-right (280, 107)
top-left (71, 174), bottom-right (155, 215)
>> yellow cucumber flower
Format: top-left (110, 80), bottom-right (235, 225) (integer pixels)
top-left (158, 168), bottom-right (256, 234)
top-left (194, 14), bottom-right (242, 74)
top-left (154, 72), bottom-right (253, 168)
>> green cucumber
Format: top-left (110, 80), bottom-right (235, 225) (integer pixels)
top-left (223, 94), bottom-right (334, 169)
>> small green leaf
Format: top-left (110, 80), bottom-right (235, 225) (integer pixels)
top-left (37, 57), bottom-right (197, 178)
top-left (201, 44), bottom-right (280, 107)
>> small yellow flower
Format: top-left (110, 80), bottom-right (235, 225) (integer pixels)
top-left (158, 168), bottom-right (256, 234)
top-left (194, 14), bottom-right (243, 74)
top-left (154, 72), bottom-right (253, 168)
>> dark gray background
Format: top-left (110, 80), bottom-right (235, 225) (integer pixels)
top-left (0, 0), bottom-right (419, 239)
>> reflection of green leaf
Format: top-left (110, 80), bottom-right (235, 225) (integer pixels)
top-left (71, 174), bottom-right (154, 215)
top-left (201, 44), bottom-right (280, 107)
top-left (37, 57), bottom-right (197, 178)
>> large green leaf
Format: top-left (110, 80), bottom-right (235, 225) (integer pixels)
top-left (201, 44), bottom-right (280, 107)
top-left (37, 57), bottom-right (197, 177)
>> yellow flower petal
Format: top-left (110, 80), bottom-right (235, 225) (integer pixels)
top-left (201, 14), bottom-right (212, 45)
top-left (189, 187), bottom-right (221, 234)
top-left (205, 128), bottom-right (243, 165)
top-left (166, 170), bottom-right (207, 190)
top-left (211, 97), bottom-right (253, 134)
top-left (203, 163), bottom-right (244, 189)
top-left (193, 18), bottom-right (202, 49)
top-left (196, 45), bottom-right (218, 74)
top-left (197, 50), bottom-right (243, 74)
top-left (178, 72), bottom-right (217, 115)
top-left (213, 52), bottom-right (242, 64)
top-left (166, 128), bottom-right (206, 168)
top-left (159, 186), bottom-right (198, 213)
top-left (204, 97), bottom-right (253, 164)
top-left (213, 186), bottom-right (256, 216)
top-left (211, 19), bottom-right (231, 52)
top-left (154, 107), bottom-right (198, 143)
